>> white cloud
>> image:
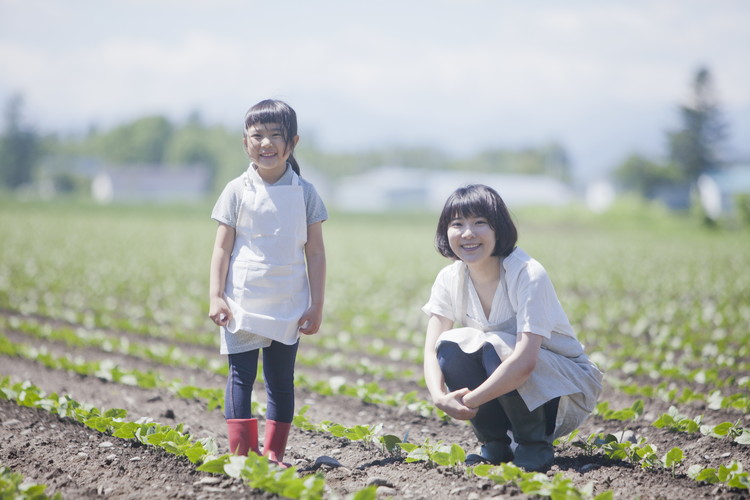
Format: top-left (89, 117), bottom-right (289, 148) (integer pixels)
top-left (0, 0), bottom-right (748, 177)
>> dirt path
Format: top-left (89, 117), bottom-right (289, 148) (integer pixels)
top-left (3, 316), bottom-right (750, 499)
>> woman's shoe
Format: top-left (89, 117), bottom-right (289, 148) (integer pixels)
top-left (465, 440), bottom-right (514, 465)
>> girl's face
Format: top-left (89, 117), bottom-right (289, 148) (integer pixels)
top-left (244, 123), bottom-right (299, 180)
top-left (447, 213), bottom-right (497, 265)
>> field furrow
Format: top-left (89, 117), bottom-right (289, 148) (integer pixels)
top-left (2, 203), bottom-right (749, 499)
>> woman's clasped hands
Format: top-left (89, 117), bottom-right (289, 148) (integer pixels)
top-left (433, 387), bottom-right (478, 420)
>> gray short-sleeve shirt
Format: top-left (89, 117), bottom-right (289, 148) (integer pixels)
top-left (211, 164), bottom-right (328, 228)
top-left (211, 164), bottom-right (328, 353)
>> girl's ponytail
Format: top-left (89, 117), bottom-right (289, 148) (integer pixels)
top-left (288, 155), bottom-right (301, 176)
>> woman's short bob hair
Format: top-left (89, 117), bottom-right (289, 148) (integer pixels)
top-left (435, 184), bottom-right (518, 259)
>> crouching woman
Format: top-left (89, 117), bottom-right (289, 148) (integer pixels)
top-left (422, 184), bottom-right (603, 472)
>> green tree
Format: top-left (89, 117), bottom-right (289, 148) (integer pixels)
top-left (668, 66), bottom-right (727, 182)
top-left (88, 115), bottom-right (174, 164)
top-left (613, 154), bottom-right (681, 198)
top-left (164, 115), bottom-right (215, 167)
top-left (164, 112), bottom-right (244, 191)
top-left (0, 94), bottom-right (41, 189)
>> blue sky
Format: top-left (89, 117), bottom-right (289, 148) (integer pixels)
top-left (1, 0), bottom-right (748, 181)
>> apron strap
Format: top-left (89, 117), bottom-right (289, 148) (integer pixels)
top-left (457, 263), bottom-right (467, 325)
top-left (458, 261), bottom-right (512, 333)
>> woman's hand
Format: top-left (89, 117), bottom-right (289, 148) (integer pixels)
top-left (463, 331), bottom-right (542, 407)
top-left (434, 387), bottom-right (478, 420)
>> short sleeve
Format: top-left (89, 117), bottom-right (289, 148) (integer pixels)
top-left (211, 177), bottom-right (244, 227)
top-left (301, 178), bottom-right (328, 225)
top-left (514, 260), bottom-right (565, 338)
top-left (421, 264), bottom-right (458, 321)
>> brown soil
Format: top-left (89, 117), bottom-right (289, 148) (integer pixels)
top-left (2, 312), bottom-right (749, 499)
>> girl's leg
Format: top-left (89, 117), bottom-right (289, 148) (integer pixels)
top-left (437, 341), bottom-right (513, 463)
top-left (262, 340), bottom-right (300, 422)
top-left (261, 340), bottom-right (299, 467)
top-left (225, 350), bottom-right (260, 419)
top-left (225, 350), bottom-right (261, 455)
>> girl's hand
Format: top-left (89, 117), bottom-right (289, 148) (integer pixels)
top-left (209, 297), bottom-right (232, 327)
top-left (434, 388), bottom-right (478, 420)
top-left (298, 306), bottom-right (322, 335)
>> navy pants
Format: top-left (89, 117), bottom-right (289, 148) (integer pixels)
top-left (224, 340), bottom-right (299, 423)
top-left (437, 340), bottom-right (559, 442)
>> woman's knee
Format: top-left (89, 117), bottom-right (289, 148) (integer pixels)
top-left (437, 340), bottom-right (467, 365)
top-left (437, 341), bottom-right (488, 390)
top-left (481, 343), bottom-right (501, 375)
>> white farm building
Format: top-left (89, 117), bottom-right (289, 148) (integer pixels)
top-left (92, 166), bottom-right (211, 204)
top-left (333, 166), bottom-right (574, 212)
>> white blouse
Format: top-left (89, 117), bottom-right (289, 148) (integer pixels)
top-left (422, 247), bottom-right (603, 437)
top-left (422, 247), bottom-right (576, 340)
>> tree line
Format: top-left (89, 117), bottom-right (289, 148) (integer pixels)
top-left (0, 100), bottom-right (572, 199)
top-left (0, 66), bottom-right (734, 203)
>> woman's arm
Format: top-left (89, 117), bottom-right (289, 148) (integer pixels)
top-left (208, 223), bottom-right (236, 326)
top-left (424, 314), bottom-right (478, 420)
top-left (299, 221), bottom-right (326, 335)
top-left (462, 331), bottom-right (542, 408)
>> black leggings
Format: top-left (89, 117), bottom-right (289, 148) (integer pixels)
top-left (437, 340), bottom-right (558, 440)
top-left (224, 340), bottom-right (299, 422)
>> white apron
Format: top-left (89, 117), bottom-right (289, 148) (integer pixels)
top-left (436, 263), bottom-right (603, 438)
top-left (223, 167), bottom-right (308, 346)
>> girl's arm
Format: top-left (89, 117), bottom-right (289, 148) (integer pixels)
top-left (462, 331), bottom-right (542, 409)
top-left (208, 223), bottom-right (236, 326)
top-left (423, 314), bottom-right (478, 420)
top-left (299, 221), bottom-right (325, 335)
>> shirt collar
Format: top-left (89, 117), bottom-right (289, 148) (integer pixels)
top-left (247, 162), bottom-right (292, 185)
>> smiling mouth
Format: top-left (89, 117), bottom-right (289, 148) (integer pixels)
top-left (462, 244), bottom-right (480, 250)
top-left (260, 152), bottom-right (276, 157)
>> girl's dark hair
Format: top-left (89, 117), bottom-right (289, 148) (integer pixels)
top-left (243, 99), bottom-right (301, 175)
top-left (435, 184), bottom-right (518, 259)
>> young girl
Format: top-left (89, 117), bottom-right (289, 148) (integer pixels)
top-left (208, 99), bottom-right (327, 468)
top-left (422, 184), bottom-right (602, 472)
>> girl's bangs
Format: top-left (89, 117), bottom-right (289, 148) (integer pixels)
top-left (244, 100), bottom-right (296, 136)
top-left (245, 108), bottom-right (286, 128)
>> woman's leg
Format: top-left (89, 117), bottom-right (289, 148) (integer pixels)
top-left (225, 350), bottom-right (260, 419)
top-left (437, 341), bottom-right (513, 463)
top-left (496, 391), bottom-right (558, 471)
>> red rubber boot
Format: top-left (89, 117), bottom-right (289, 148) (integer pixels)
top-left (226, 418), bottom-right (259, 456)
top-left (263, 420), bottom-right (291, 468)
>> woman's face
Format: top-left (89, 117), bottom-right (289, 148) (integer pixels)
top-left (446, 213), bottom-right (497, 264)
top-left (244, 123), bottom-right (298, 179)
